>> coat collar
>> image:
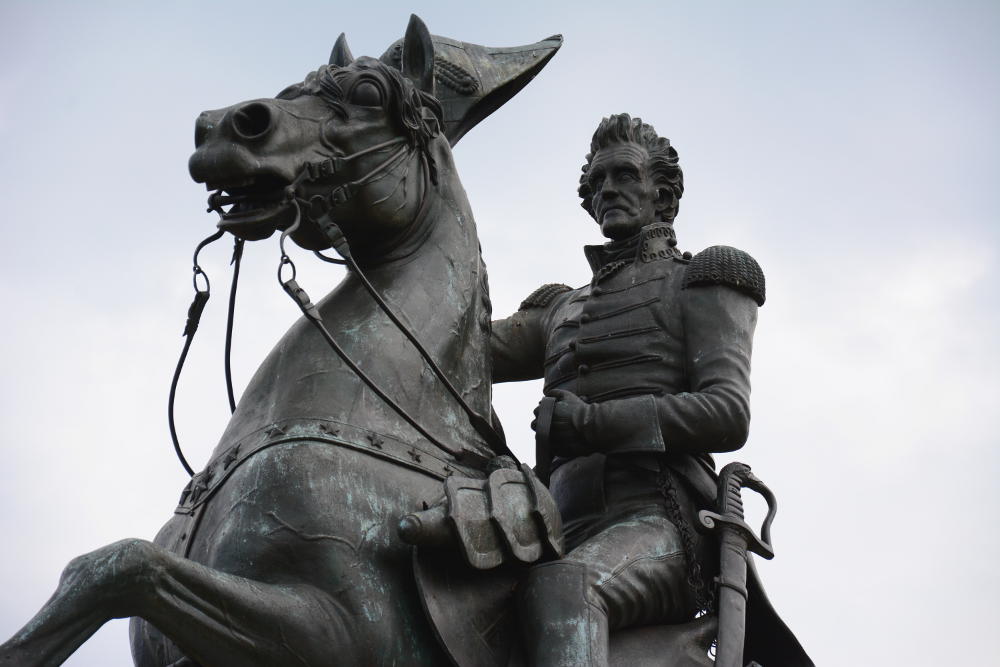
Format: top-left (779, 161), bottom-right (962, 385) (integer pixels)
top-left (583, 222), bottom-right (679, 274)
top-left (583, 234), bottom-right (641, 273)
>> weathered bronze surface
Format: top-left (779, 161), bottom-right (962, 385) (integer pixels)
top-left (0, 16), bottom-right (810, 667)
top-left (488, 113), bottom-right (812, 666)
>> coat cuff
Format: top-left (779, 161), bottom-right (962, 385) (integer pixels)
top-left (585, 394), bottom-right (666, 455)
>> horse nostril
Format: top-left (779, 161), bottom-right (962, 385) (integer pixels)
top-left (231, 102), bottom-right (273, 141)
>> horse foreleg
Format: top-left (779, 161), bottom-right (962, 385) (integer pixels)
top-left (132, 543), bottom-right (356, 667)
top-left (1, 538), bottom-right (355, 667)
top-left (1, 539), bottom-right (155, 666)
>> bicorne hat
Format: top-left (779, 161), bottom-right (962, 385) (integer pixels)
top-left (374, 16), bottom-right (562, 145)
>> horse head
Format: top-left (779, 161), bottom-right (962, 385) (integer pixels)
top-left (189, 21), bottom-right (441, 260)
top-left (188, 16), bottom-right (562, 262)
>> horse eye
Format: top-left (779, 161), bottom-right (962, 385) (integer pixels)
top-left (350, 81), bottom-right (383, 107)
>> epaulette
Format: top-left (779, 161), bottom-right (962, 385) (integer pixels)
top-left (682, 246), bottom-right (766, 306)
top-left (519, 283), bottom-right (572, 311)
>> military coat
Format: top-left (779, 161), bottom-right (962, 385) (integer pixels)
top-left (491, 221), bottom-right (765, 507)
top-left (491, 223), bottom-right (814, 665)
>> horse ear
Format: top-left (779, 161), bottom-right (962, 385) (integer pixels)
top-left (329, 33), bottom-right (354, 66)
top-left (401, 14), bottom-right (435, 96)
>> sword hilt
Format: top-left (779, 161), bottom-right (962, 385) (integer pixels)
top-left (698, 462), bottom-right (776, 560)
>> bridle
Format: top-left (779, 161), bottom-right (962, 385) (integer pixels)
top-left (169, 133), bottom-right (511, 476)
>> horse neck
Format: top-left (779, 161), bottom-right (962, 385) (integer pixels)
top-left (355, 146), bottom-right (493, 424)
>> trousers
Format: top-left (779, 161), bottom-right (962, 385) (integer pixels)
top-left (518, 505), bottom-right (699, 667)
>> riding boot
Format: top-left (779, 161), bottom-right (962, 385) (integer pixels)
top-left (518, 560), bottom-right (609, 667)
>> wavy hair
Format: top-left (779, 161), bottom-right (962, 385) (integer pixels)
top-left (578, 113), bottom-right (684, 223)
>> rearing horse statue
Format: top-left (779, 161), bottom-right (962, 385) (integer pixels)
top-left (0, 17), bottom-right (561, 666)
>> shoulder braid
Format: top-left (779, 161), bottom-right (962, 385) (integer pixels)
top-left (519, 283), bottom-right (572, 311)
top-left (682, 245), bottom-right (765, 306)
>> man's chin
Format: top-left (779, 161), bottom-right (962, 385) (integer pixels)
top-left (600, 216), bottom-right (640, 241)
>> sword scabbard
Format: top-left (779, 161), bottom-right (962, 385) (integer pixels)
top-left (697, 462), bottom-right (779, 667)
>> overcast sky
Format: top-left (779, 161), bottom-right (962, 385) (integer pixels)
top-left (1, 1), bottom-right (998, 664)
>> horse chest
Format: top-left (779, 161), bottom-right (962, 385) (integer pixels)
top-left (223, 288), bottom-right (430, 439)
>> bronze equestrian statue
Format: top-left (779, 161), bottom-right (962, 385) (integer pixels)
top-left (0, 16), bottom-right (810, 667)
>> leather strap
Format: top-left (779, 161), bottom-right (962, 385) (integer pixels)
top-left (534, 396), bottom-right (557, 485)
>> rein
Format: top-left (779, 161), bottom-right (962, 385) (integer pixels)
top-left (224, 239), bottom-right (245, 412)
top-left (168, 231), bottom-right (243, 477)
top-left (275, 202), bottom-right (458, 454)
top-left (280, 144), bottom-right (513, 459)
top-left (169, 137), bottom-right (511, 476)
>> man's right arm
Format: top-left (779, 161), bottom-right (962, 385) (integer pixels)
top-left (491, 283), bottom-right (571, 383)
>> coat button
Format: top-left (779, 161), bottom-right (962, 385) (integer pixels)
top-left (568, 341), bottom-right (577, 351)
top-left (578, 364), bottom-right (590, 375)
top-left (591, 287), bottom-right (603, 297)
top-left (580, 313), bottom-right (591, 324)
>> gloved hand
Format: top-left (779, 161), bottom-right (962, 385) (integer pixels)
top-left (532, 389), bottom-right (593, 457)
top-left (531, 391), bottom-right (667, 458)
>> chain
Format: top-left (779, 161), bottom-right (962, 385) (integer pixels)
top-left (657, 462), bottom-right (714, 615)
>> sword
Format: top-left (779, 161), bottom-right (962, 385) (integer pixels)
top-left (698, 462), bottom-right (777, 667)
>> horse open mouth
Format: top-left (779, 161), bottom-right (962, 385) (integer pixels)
top-left (208, 175), bottom-right (296, 240)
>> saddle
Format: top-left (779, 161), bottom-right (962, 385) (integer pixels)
top-left (412, 546), bottom-right (717, 666)
top-left (413, 545), bottom-right (814, 666)
top-left (403, 461), bottom-right (813, 667)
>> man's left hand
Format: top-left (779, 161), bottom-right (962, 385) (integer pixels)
top-left (545, 389), bottom-right (593, 457)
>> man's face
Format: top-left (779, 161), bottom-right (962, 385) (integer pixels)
top-left (586, 141), bottom-right (660, 241)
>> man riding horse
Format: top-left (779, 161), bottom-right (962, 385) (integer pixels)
top-left (491, 113), bottom-right (809, 666)
top-left (0, 17), bottom-right (810, 666)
